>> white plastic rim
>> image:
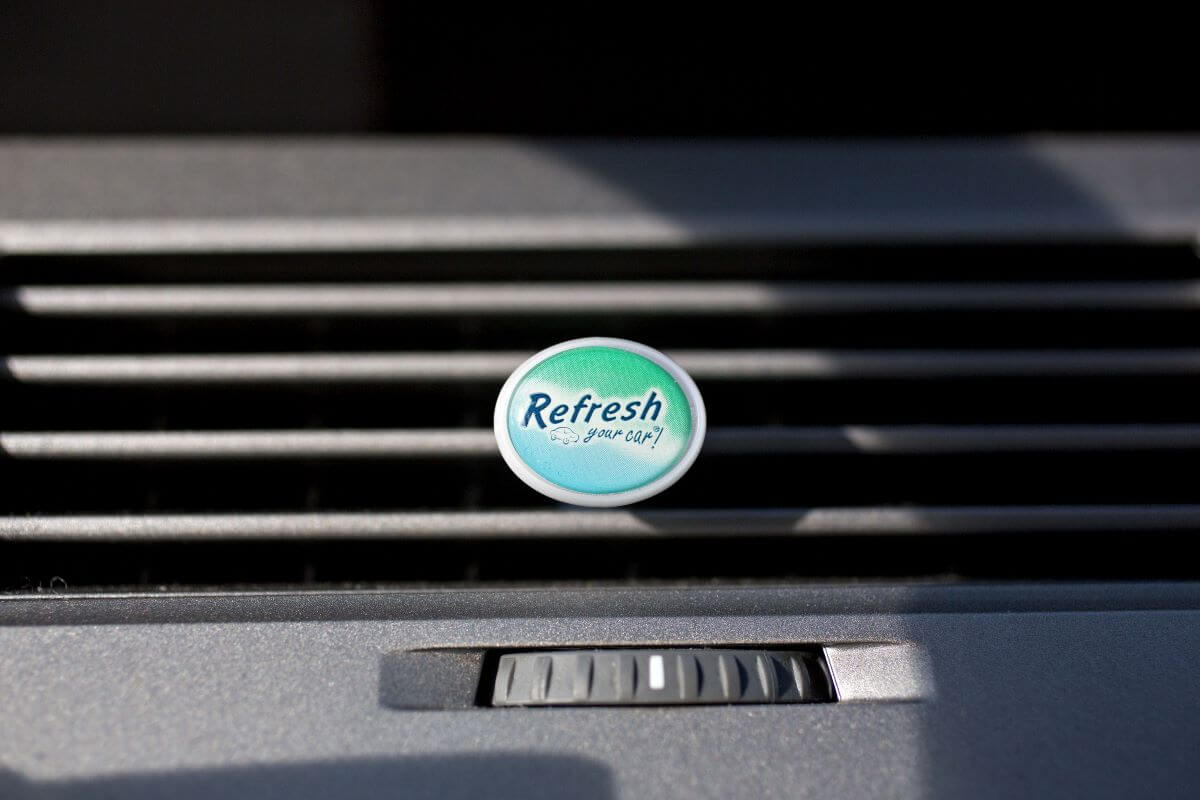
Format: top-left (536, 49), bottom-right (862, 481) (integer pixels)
top-left (493, 337), bottom-right (707, 507)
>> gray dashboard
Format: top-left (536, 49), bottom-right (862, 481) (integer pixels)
top-left (4, 135), bottom-right (1200, 798)
top-left (3, 584), bottom-right (1199, 798)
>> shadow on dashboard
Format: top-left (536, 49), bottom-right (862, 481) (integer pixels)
top-left (0, 752), bottom-right (615, 800)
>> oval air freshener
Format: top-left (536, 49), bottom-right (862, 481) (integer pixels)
top-left (493, 337), bottom-right (706, 507)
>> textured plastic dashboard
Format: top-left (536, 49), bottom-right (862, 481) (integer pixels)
top-left (3, 584), bottom-right (1200, 798)
top-left (4, 137), bottom-right (1200, 798)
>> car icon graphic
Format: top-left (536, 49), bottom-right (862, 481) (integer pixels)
top-left (549, 426), bottom-right (580, 445)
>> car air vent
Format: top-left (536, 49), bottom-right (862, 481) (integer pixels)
top-left (4, 244), bottom-right (1200, 591)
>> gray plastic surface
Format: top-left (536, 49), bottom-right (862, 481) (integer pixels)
top-left (4, 138), bottom-right (1200, 252)
top-left (14, 280), bottom-right (1200, 314)
top-left (9, 349), bottom-right (1200, 384)
top-left (7, 506), bottom-right (1200, 541)
top-left (378, 650), bottom-right (484, 711)
top-left (5, 135), bottom-right (1200, 798)
top-left (3, 583), bottom-right (1200, 798)
top-left (7, 425), bottom-right (1200, 460)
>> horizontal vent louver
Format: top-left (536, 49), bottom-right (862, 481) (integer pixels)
top-left (4, 244), bottom-right (1200, 589)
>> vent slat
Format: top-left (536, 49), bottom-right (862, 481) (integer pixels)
top-left (10, 281), bottom-right (1200, 315)
top-left (6, 425), bottom-right (1200, 459)
top-left (8, 350), bottom-right (1200, 384)
top-left (5, 506), bottom-right (1200, 541)
top-left (0, 430), bottom-right (498, 458)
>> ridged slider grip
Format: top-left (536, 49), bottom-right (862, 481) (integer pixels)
top-left (491, 649), bottom-right (823, 707)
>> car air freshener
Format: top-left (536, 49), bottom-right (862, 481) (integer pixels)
top-left (494, 338), bottom-right (706, 507)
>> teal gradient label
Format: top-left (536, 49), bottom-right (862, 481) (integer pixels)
top-left (505, 346), bottom-right (694, 494)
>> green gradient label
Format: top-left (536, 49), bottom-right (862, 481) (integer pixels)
top-left (495, 339), bottom-right (705, 506)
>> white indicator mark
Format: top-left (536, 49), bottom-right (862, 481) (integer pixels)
top-left (648, 655), bottom-right (665, 690)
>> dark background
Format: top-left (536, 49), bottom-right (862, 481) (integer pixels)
top-left (1, 3), bottom-right (1195, 136)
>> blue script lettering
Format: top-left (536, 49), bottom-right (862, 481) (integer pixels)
top-left (523, 389), bottom-right (664, 429)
